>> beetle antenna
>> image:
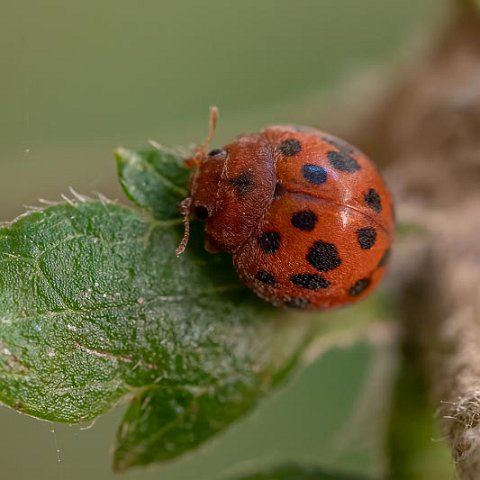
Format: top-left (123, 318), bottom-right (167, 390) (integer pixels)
top-left (177, 107), bottom-right (219, 256)
top-left (206, 105), bottom-right (219, 148)
top-left (186, 106), bottom-right (219, 168)
top-left (176, 197), bottom-right (192, 256)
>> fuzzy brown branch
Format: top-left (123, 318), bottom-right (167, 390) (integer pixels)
top-left (403, 201), bottom-right (480, 480)
top-left (326, 3), bottom-right (480, 478)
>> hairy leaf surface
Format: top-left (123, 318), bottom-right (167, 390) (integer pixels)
top-left (0, 174), bottom-right (312, 471)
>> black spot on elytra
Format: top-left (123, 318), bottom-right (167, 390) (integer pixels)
top-left (258, 231), bottom-right (281, 254)
top-left (349, 278), bottom-right (371, 296)
top-left (285, 297), bottom-right (310, 309)
top-left (193, 205), bottom-right (209, 221)
top-left (229, 171), bottom-right (253, 196)
top-left (364, 188), bottom-right (382, 213)
top-left (280, 138), bottom-right (302, 156)
top-left (328, 151), bottom-right (361, 173)
top-left (378, 248), bottom-right (391, 268)
top-left (255, 270), bottom-right (276, 286)
top-left (306, 241), bottom-right (342, 272)
top-left (291, 210), bottom-right (318, 231)
top-left (274, 182), bottom-right (287, 198)
top-left (302, 164), bottom-right (327, 185)
top-left (208, 148), bottom-right (225, 157)
top-left (357, 227), bottom-right (377, 250)
top-left (290, 273), bottom-right (330, 290)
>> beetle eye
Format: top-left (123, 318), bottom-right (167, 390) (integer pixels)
top-left (193, 205), bottom-right (209, 221)
top-left (208, 148), bottom-right (226, 158)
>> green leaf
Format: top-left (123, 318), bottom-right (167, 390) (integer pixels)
top-left (230, 463), bottom-right (371, 480)
top-left (115, 145), bottom-right (190, 220)
top-left (386, 344), bottom-right (453, 480)
top-left (0, 199), bottom-right (313, 471)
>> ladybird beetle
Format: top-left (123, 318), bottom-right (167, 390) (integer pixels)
top-left (177, 108), bottom-right (394, 310)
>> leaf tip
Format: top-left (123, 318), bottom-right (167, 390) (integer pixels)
top-left (112, 455), bottom-right (128, 474)
top-left (114, 147), bottom-right (132, 166)
top-left (112, 446), bottom-right (143, 474)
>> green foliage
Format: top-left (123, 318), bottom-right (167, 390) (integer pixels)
top-left (386, 344), bottom-right (452, 480)
top-left (231, 463), bottom-right (371, 480)
top-left (115, 146), bottom-right (190, 220)
top-left (0, 146), bottom-right (315, 471)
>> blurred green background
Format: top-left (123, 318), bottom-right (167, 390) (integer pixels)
top-left (0, 1), bottom-right (445, 479)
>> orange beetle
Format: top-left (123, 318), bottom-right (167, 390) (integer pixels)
top-left (178, 109), bottom-right (394, 310)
